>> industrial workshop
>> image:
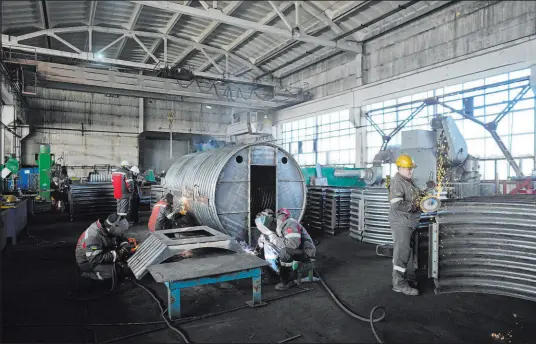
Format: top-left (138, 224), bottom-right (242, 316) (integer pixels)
top-left (2, 0), bottom-right (536, 343)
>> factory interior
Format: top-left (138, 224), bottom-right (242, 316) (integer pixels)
top-left (2, 0), bottom-right (536, 343)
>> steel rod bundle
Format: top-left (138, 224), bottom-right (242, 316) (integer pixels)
top-left (68, 183), bottom-right (116, 221)
top-left (431, 195), bottom-right (536, 301)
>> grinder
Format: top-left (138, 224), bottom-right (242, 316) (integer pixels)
top-left (419, 195), bottom-right (441, 213)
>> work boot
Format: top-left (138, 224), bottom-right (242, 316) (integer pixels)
top-left (406, 272), bottom-right (418, 288)
top-left (392, 270), bottom-right (419, 296)
top-left (275, 266), bottom-right (295, 291)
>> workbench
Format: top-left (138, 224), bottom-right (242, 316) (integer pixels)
top-left (147, 253), bottom-right (269, 319)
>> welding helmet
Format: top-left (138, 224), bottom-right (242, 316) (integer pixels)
top-left (163, 193), bottom-right (174, 205)
top-left (105, 213), bottom-right (129, 237)
top-left (396, 154), bottom-right (417, 169)
top-left (121, 160), bottom-right (132, 170)
top-left (276, 208), bottom-right (291, 236)
top-left (130, 166), bottom-right (140, 176)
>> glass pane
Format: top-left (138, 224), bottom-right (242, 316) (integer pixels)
top-left (348, 134), bottom-right (356, 149)
top-left (486, 73), bottom-right (509, 85)
top-left (328, 151), bottom-right (340, 164)
top-left (302, 140), bottom-right (314, 153)
top-left (339, 121), bottom-right (350, 129)
top-left (349, 150), bottom-right (356, 164)
top-left (339, 150), bottom-right (350, 164)
top-left (290, 142), bottom-right (299, 155)
top-left (445, 84), bottom-right (463, 94)
top-left (463, 120), bottom-right (485, 139)
top-left (511, 110), bottom-right (534, 134)
top-left (486, 104), bottom-right (504, 117)
top-left (321, 114), bottom-right (330, 125)
top-left (511, 134), bottom-right (534, 156)
top-left (384, 111), bottom-right (397, 124)
top-left (340, 110), bottom-right (349, 121)
top-left (367, 149), bottom-right (378, 163)
top-left (330, 112), bottom-right (339, 123)
top-left (304, 153), bottom-right (315, 166)
top-left (330, 122), bottom-right (340, 132)
top-left (496, 160), bottom-right (508, 179)
top-left (317, 138), bottom-right (328, 152)
top-left (298, 119), bottom-right (307, 129)
top-left (521, 158), bottom-right (534, 176)
top-left (509, 69), bottom-right (531, 79)
top-left (513, 98), bottom-right (535, 111)
top-left (483, 160), bottom-right (495, 180)
top-left (464, 79), bottom-right (484, 90)
top-left (317, 152), bottom-right (326, 165)
top-left (329, 136), bottom-right (340, 150)
top-left (367, 132), bottom-right (382, 147)
top-left (291, 121), bottom-right (299, 131)
top-left (305, 127), bottom-right (315, 139)
top-left (306, 117), bottom-right (315, 128)
top-left (467, 139), bottom-right (485, 158)
top-left (485, 138), bottom-right (502, 158)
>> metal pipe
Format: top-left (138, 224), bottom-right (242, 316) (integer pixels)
top-left (333, 169), bottom-right (364, 178)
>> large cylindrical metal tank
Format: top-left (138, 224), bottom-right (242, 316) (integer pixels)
top-left (163, 143), bottom-right (306, 243)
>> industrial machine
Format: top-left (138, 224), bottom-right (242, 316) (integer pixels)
top-left (1, 155), bottom-right (20, 192)
top-left (34, 145), bottom-right (55, 201)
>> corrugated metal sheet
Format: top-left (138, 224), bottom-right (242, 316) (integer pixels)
top-left (1, 0), bottom-right (42, 33)
top-left (94, 1), bottom-right (135, 28)
top-left (47, 1), bottom-right (91, 27)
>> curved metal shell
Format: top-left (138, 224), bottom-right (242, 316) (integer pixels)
top-left (433, 196), bottom-right (536, 302)
top-left (163, 143), bottom-right (306, 242)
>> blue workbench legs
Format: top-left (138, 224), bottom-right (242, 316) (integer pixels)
top-left (164, 267), bottom-right (267, 319)
top-left (246, 268), bottom-right (267, 308)
top-left (165, 282), bottom-right (181, 319)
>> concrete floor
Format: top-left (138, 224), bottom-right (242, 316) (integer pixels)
top-left (2, 212), bottom-right (536, 344)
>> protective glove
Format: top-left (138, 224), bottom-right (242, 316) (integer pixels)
top-left (258, 235), bottom-right (265, 249)
top-left (116, 246), bottom-right (130, 261)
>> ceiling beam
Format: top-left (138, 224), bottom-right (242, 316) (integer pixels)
top-left (300, 1), bottom-right (343, 35)
top-left (50, 33), bottom-right (82, 53)
top-left (2, 34), bottom-right (278, 87)
top-left (95, 35), bottom-right (126, 55)
top-left (115, 3), bottom-right (143, 59)
top-left (196, 1), bottom-right (293, 73)
top-left (268, 1), bottom-right (292, 31)
top-left (198, 0), bottom-right (210, 10)
top-left (200, 48), bottom-right (223, 74)
top-left (132, 1), bottom-right (361, 52)
top-left (86, 1), bottom-right (98, 52)
top-left (172, 1), bottom-right (243, 69)
top-left (132, 34), bottom-right (159, 63)
top-left (142, 0), bottom-right (192, 64)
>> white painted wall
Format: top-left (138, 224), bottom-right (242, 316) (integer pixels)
top-left (21, 88), bottom-right (238, 177)
top-left (277, 0), bottom-right (536, 166)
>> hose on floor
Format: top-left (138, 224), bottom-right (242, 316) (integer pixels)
top-left (132, 279), bottom-right (191, 343)
top-left (313, 269), bottom-right (386, 344)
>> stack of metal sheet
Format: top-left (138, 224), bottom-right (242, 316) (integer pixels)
top-left (303, 186), bottom-right (326, 233)
top-left (323, 187), bottom-right (351, 235)
top-left (349, 189), bottom-right (363, 241)
top-left (150, 184), bottom-right (165, 207)
top-left (349, 188), bottom-right (393, 244)
top-left (68, 183), bottom-right (116, 221)
top-left (431, 195), bottom-right (536, 301)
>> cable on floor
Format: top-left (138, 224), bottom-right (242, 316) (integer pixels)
top-left (314, 269), bottom-right (386, 344)
top-left (132, 279), bottom-right (190, 343)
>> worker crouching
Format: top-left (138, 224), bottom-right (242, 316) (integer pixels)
top-left (75, 214), bottom-right (132, 281)
top-left (256, 208), bottom-right (316, 291)
top-left (148, 193), bottom-right (187, 232)
top-left (388, 154), bottom-right (422, 296)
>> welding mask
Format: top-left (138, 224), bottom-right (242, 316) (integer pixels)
top-left (105, 214), bottom-right (129, 237)
top-left (276, 208), bottom-right (291, 236)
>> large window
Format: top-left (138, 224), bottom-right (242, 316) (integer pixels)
top-left (278, 110), bottom-right (356, 167)
top-left (364, 68), bottom-right (535, 179)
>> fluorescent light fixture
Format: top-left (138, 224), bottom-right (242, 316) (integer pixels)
top-left (95, 53), bottom-right (103, 60)
top-left (206, 105), bottom-right (212, 109)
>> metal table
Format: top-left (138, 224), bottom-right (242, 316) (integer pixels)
top-left (147, 253), bottom-right (269, 319)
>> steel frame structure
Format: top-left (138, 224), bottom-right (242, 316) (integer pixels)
top-left (365, 77), bottom-right (532, 177)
